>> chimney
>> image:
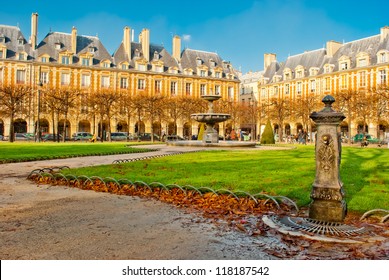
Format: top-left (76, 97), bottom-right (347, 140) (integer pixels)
top-left (123, 26), bottom-right (131, 60)
top-left (326, 40), bottom-right (342, 57)
top-left (172, 35), bottom-right (181, 62)
top-left (380, 26), bottom-right (389, 42)
top-left (141, 28), bottom-right (150, 61)
top-left (71, 26), bottom-right (77, 54)
top-left (264, 53), bottom-right (276, 70)
top-left (30, 13), bottom-right (38, 50)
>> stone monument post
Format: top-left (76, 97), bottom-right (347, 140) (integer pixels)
top-left (309, 95), bottom-right (346, 222)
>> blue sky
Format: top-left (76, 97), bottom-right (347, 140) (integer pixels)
top-left (1, 0), bottom-right (388, 73)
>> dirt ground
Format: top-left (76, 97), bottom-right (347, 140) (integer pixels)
top-left (0, 145), bottom-right (388, 260)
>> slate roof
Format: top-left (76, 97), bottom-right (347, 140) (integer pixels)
top-left (36, 31), bottom-right (112, 64)
top-left (0, 25), bottom-right (32, 60)
top-left (180, 48), bottom-right (237, 78)
top-left (263, 33), bottom-right (389, 84)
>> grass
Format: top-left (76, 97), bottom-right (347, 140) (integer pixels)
top-left (60, 145), bottom-right (389, 213)
top-left (1, 142), bottom-right (388, 213)
top-left (0, 141), bottom-right (158, 162)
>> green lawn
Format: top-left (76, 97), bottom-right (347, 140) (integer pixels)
top-left (61, 145), bottom-right (389, 213)
top-left (0, 141), bottom-right (157, 162)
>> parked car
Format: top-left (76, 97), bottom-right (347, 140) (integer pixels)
top-left (14, 133), bottom-right (30, 141)
top-left (351, 133), bottom-right (380, 144)
top-left (136, 133), bottom-right (160, 141)
top-left (110, 132), bottom-right (128, 141)
top-left (42, 133), bottom-right (70, 142)
top-left (72, 132), bottom-right (98, 141)
top-left (166, 134), bottom-right (184, 141)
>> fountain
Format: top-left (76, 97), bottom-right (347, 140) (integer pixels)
top-left (167, 94), bottom-right (255, 147)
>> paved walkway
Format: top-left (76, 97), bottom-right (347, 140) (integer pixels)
top-left (0, 144), bottom-right (279, 260)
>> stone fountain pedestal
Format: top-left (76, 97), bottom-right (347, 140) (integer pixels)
top-left (191, 94), bottom-right (231, 144)
top-left (309, 95), bottom-right (346, 222)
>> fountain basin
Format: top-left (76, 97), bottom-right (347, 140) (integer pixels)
top-left (191, 113), bottom-right (231, 124)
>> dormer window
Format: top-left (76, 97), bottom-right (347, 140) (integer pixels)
top-left (0, 49), bottom-right (3, 59)
top-left (62, 55), bottom-right (69, 65)
top-left (135, 49), bottom-right (140, 57)
top-left (18, 53), bottom-right (25, 60)
top-left (0, 34), bottom-right (5, 44)
top-left (121, 63), bottom-right (128, 70)
top-left (309, 67), bottom-right (319, 76)
top-left (17, 36), bottom-right (24, 46)
top-left (324, 64), bottom-right (334, 74)
top-left (340, 62), bottom-right (348, 70)
top-left (88, 46), bottom-right (95, 53)
top-left (153, 51), bottom-right (159, 60)
top-left (377, 51), bottom-right (388, 63)
top-left (82, 58), bottom-right (90, 66)
top-left (196, 57), bottom-right (202, 66)
top-left (209, 59), bottom-right (216, 68)
top-left (55, 41), bottom-right (61, 50)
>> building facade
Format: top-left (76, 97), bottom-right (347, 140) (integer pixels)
top-left (255, 27), bottom-right (389, 141)
top-left (0, 13), bottom-right (239, 140)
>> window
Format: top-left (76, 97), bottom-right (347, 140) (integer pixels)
top-left (0, 49), bottom-right (3, 59)
top-left (310, 80), bottom-right (316, 93)
top-left (379, 69), bottom-right (387, 85)
top-left (296, 70), bottom-right (303, 78)
top-left (155, 80), bottom-right (161, 93)
top-left (61, 73), bottom-right (70, 85)
top-left (340, 75), bottom-right (347, 89)
top-left (297, 82), bottom-right (302, 94)
top-left (62, 56), bottom-right (69, 65)
top-left (137, 79), bottom-right (145, 90)
top-left (273, 86), bottom-right (278, 96)
top-left (358, 58), bottom-right (367, 67)
top-left (122, 64), bottom-right (127, 70)
top-left (285, 84), bottom-right (290, 94)
top-left (340, 62), bottom-right (348, 70)
top-left (261, 88), bottom-right (266, 98)
top-left (18, 37), bottom-right (24, 45)
top-left (55, 42), bottom-right (61, 50)
top-left (154, 65), bottom-right (163, 73)
top-left (325, 77), bottom-right (331, 91)
top-left (228, 86), bottom-right (234, 100)
top-left (0, 35), bottom-right (5, 43)
top-left (196, 58), bottom-right (202, 66)
top-left (80, 94), bottom-right (88, 114)
top-left (378, 52), bottom-right (387, 63)
top-left (18, 53), bottom-right (25, 60)
top-left (284, 73), bottom-right (290, 80)
top-left (16, 69), bottom-right (26, 84)
top-left (200, 84), bottom-right (207, 95)
top-left (88, 46), bottom-right (95, 53)
top-left (215, 72), bottom-right (221, 78)
top-left (41, 57), bottom-right (47, 63)
top-left (41, 72), bottom-right (49, 84)
top-left (185, 83), bottom-right (192, 95)
top-left (359, 71), bottom-right (366, 87)
top-left (170, 81), bottom-right (177, 95)
top-left (101, 76), bottom-right (110, 88)
top-left (81, 74), bottom-right (91, 87)
top-left (138, 64), bottom-right (146, 71)
top-left (200, 70), bottom-right (207, 77)
top-left (215, 85), bottom-right (221, 95)
top-left (82, 58), bottom-right (90, 66)
top-left (120, 77), bottom-right (128, 89)
top-left (103, 62), bottom-right (110, 68)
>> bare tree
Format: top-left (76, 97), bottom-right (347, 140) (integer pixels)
top-left (268, 97), bottom-right (291, 142)
top-left (0, 84), bottom-right (32, 142)
top-left (90, 89), bottom-right (120, 142)
top-left (333, 89), bottom-right (356, 142)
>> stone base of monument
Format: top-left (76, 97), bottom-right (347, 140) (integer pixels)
top-left (262, 215), bottom-right (385, 244)
top-left (309, 200), bottom-right (347, 222)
